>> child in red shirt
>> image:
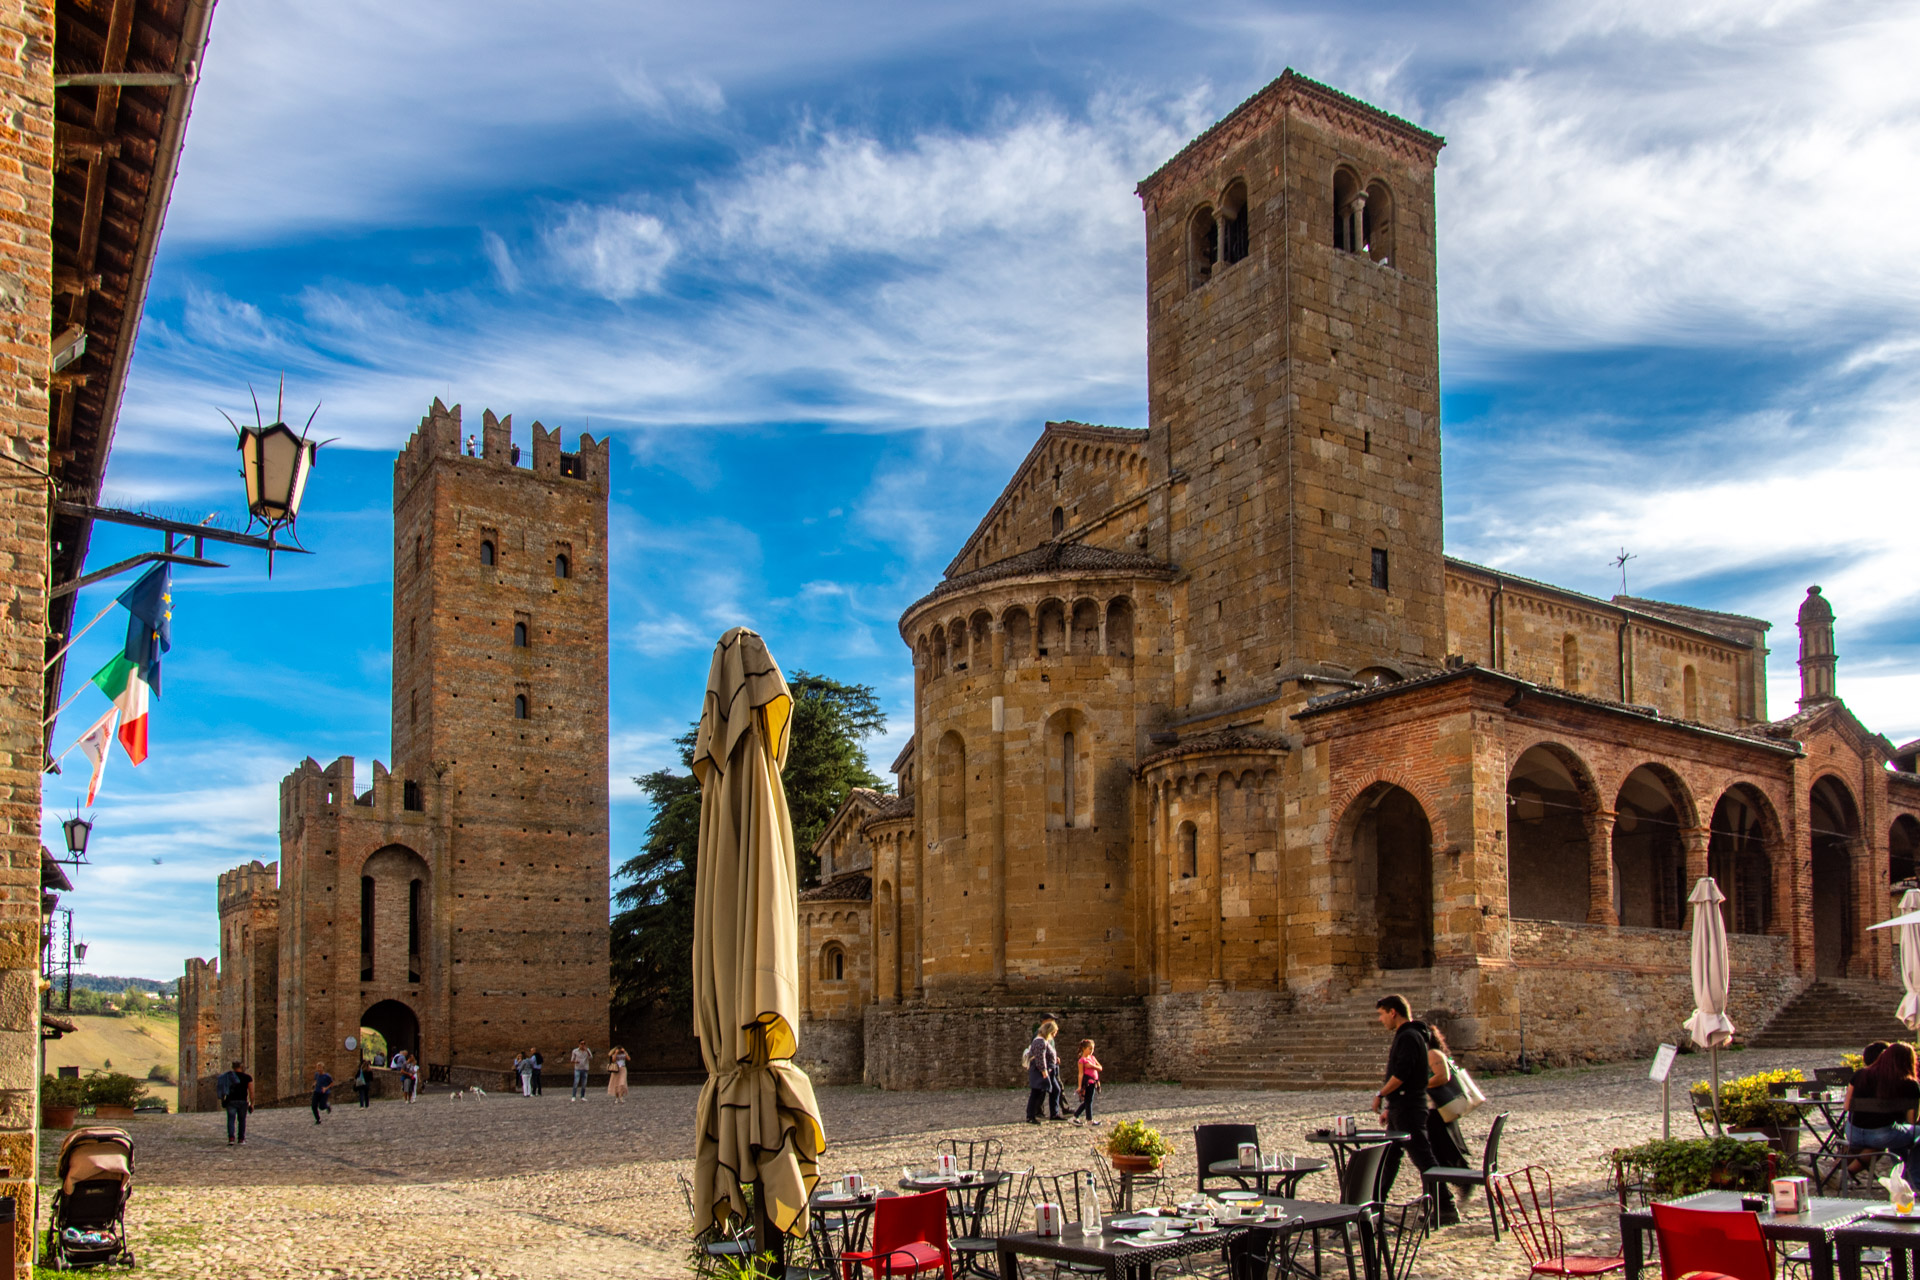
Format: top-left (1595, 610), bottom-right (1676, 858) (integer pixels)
top-left (1071, 1039), bottom-right (1102, 1126)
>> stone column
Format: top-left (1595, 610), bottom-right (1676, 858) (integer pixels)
top-left (1208, 774), bottom-right (1225, 990)
top-left (1683, 827), bottom-right (1711, 891)
top-left (1157, 781), bottom-right (1172, 993)
top-left (990, 695), bottom-right (1007, 993)
top-left (890, 835), bottom-right (904, 1003)
top-left (913, 828), bottom-right (926, 1000)
top-left (1587, 810), bottom-right (1618, 926)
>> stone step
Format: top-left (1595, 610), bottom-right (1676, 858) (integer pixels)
top-left (1747, 980), bottom-right (1910, 1050)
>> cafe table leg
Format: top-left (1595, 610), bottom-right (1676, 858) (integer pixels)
top-left (1808, 1236), bottom-right (1836, 1280)
top-left (997, 1244), bottom-right (1017, 1280)
top-left (1620, 1214), bottom-right (1644, 1280)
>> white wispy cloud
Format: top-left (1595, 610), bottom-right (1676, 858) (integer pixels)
top-left (544, 205), bottom-right (678, 300)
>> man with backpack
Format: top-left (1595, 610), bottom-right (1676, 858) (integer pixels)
top-left (215, 1060), bottom-right (254, 1146)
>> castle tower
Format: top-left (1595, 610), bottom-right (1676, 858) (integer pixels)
top-left (389, 401), bottom-right (612, 1064)
top-left (1797, 585), bottom-right (1837, 706)
top-left (176, 958), bottom-right (221, 1111)
top-left (1136, 72), bottom-right (1448, 713)
top-left (216, 861), bottom-right (279, 1100)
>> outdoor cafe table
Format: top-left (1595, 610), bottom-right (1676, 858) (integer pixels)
top-left (1303, 1130), bottom-right (1411, 1183)
top-left (1619, 1190), bottom-right (1868, 1280)
top-left (1206, 1156), bottom-right (1331, 1198)
top-left (898, 1171), bottom-right (1014, 1242)
top-left (995, 1219), bottom-right (1252, 1280)
top-left (1222, 1197), bottom-right (1385, 1280)
top-left (1834, 1215), bottom-right (1920, 1280)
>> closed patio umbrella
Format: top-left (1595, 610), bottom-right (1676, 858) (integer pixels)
top-left (690, 628), bottom-right (826, 1258)
top-left (1683, 876), bottom-right (1735, 1135)
top-left (1896, 889), bottom-right (1920, 1030)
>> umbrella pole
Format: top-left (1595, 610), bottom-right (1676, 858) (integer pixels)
top-left (753, 1177), bottom-right (786, 1278)
top-left (1711, 1046), bottom-right (1723, 1136)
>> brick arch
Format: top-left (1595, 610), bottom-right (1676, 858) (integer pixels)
top-left (1610, 760), bottom-right (1701, 831)
top-left (1330, 769), bottom-right (1448, 850)
top-left (1333, 779), bottom-right (1438, 971)
top-left (1505, 737), bottom-right (1603, 813)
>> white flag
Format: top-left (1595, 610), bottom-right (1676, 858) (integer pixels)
top-left (77, 705), bottom-right (119, 806)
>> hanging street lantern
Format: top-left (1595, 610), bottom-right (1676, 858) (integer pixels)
top-left (223, 381), bottom-right (325, 575)
top-left (73, 940), bottom-right (87, 962)
top-left (61, 812), bottom-right (92, 864)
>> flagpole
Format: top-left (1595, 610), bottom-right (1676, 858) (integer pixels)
top-left (40, 682), bottom-right (95, 728)
top-left (42, 599), bottom-right (121, 674)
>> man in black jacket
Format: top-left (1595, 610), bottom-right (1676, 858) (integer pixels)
top-left (1371, 995), bottom-right (1457, 1226)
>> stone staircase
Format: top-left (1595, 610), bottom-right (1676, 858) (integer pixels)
top-left (1182, 991), bottom-right (1399, 1091)
top-left (1746, 979), bottom-right (1911, 1049)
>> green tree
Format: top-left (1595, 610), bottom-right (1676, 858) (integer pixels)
top-left (609, 670), bottom-right (887, 1027)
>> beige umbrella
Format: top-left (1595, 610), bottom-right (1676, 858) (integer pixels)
top-left (1683, 876), bottom-right (1735, 1134)
top-left (691, 628), bottom-right (825, 1254)
top-left (1896, 889), bottom-right (1920, 1029)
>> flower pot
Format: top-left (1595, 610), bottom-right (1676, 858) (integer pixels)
top-left (92, 1104), bottom-right (136, 1120)
top-left (42, 1104), bottom-right (78, 1130)
top-left (1110, 1154), bottom-right (1161, 1174)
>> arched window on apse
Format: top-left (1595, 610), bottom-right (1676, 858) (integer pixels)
top-left (1037, 600), bottom-right (1065, 657)
top-left (970, 612), bottom-right (993, 669)
top-left (1189, 205), bottom-right (1218, 287)
top-left (1332, 168), bottom-right (1360, 252)
top-left (822, 943), bottom-right (845, 981)
top-left (1051, 506), bottom-right (1065, 536)
top-left (1071, 599), bottom-right (1100, 654)
top-left (937, 732), bottom-right (968, 844)
top-left (1106, 597), bottom-right (1134, 660)
top-left (1178, 821), bottom-right (1198, 878)
top-left (1002, 607), bottom-right (1031, 662)
top-left (1363, 180), bottom-right (1394, 264)
top-left (1562, 635), bottom-right (1580, 692)
top-left (1219, 180), bottom-right (1249, 265)
top-left (1708, 786), bottom-right (1775, 935)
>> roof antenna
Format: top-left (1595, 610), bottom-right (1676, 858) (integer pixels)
top-left (1611, 548), bottom-right (1637, 595)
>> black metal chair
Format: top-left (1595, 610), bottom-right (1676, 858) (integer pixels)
top-left (939, 1136), bottom-right (1005, 1176)
top-left (677, 1172), bottom-right (756, 1276)
top-left (1195, 1123), bottom-right (1261, 1194)
top-left (1421, 1112), bottom-right (1509, 1241)
top-left (949, 1170), bottom-right (1024, 1280)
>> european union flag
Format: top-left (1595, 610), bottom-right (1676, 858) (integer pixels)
top-left (116, 563), bottom-right (172, 694)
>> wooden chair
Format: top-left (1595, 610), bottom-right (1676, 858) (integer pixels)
top-left (840, 1188), bottom-right (954, 1280)
top-left (1194, 1124), bottom-right (1260, 1194)
top-left (1422, 1112), bottom-right (1509, 1240)
top-left (1648, 1203), bottom-right (1772, 1280)
top-left (1489, 1166), bottom-right (1624, 1278)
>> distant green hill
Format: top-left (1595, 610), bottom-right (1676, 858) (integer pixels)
top-left (71, 975), bottom-right (176, 996)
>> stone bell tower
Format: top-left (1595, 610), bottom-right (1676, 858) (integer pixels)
top-left (1136, 71), bottom-right (1448, 715)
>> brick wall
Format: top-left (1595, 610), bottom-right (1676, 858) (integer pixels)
top-left (176, 958), bottom-right (220, 1111)
top-left (796, 1015), bottom-right (864, 1085)
top-left (864, 1001), bottom-right (1146, 1091)
top-left (1146, 989), bottom-right (1290, 1080)
top-left (218, 862), bottom-right (280, 1102)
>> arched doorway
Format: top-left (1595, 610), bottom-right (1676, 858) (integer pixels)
top-left (1612, 766), bottom-right (1688, 929)
top-left (1811, 777), bottom-right (1860, 977)
top-left (1708, 785), bottom-right (1777, 935)
top-left (360, 844), bottom-right (430, 986)
top-left (361, 999), bottom-right (420, 1065)
top-left (1891, 815), bottom-right (1920, 891)
top-left (1350, 784), bottom-right (1434, 970)
top-left (1506, 744), bottom-right (1596, 923)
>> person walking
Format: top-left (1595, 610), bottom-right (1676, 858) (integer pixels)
top-left (1372, 995), bottom-right (1457, 1226)
top-left (354, 1059), bottom-right (372, 1109)
top-left (529, 1048), bottom-right (544, 1096)
top-left (607, 1046), bottom-right (630, 1103)
top-left (1071, 1039), bottom-right (1102, 1126)
top-left (570, 1040), bottom-right (592, 1102)
top-left (1025, 1019), bottom-right (1059, 1124)
top-left (404, 1056), bottom-right (420, 1103)
top-left (516, 1052), bottom-right (534, 1097)
top-left (1044, 1023), bottom-right (1068, 1120)
top-left (216, 1060), bottom-right (254, 1146)
top-left (311, 1062), bottom-right (334, 1124)
top-left (1421, 1022), bottom-right (1470, 1175)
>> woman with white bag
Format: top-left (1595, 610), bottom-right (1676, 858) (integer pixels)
top-left (1422, 1022), bottom-right (1487, 1187)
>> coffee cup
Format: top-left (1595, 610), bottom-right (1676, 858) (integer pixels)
top-left (1194, 1216), bottom-right (1216, 1232)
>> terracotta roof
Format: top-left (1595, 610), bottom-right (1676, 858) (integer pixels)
top-left (866, 794), bottom-right (914, 820)
top-left (908, 542), bottom-right (1172, 615)
top-left (799, 873), bottom-right (872, 903)
top-left (1138, 729), bottom-right (1290, 772)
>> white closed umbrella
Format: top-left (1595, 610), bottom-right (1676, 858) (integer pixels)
top-left (1683, 876), bottom-right (1735, 1134)
top-left (1896, 889), bottom-right (1920, 1030)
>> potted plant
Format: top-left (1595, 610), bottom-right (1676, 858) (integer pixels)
top-left (40, 1075), bottom-right (84, 1130)
top-left (84, 1072), bottom-right (150, 1119)
top-left (1688, 1068), bottom-right (1808, 1154)
top-left (1612, 1136), bottom-right (1778, 1208)
top-left (1106, 1119), bottom-right (1171, 1173)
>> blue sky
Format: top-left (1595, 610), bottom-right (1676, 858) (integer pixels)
top-left (43, 0), bottom-right (1920, 979)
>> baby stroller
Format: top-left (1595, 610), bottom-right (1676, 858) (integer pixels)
top-left (45, 1126), bottom-right (135, 1269)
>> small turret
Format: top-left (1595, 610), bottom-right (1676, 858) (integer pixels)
top-left (1797, 585), bottom-right (1836, 707)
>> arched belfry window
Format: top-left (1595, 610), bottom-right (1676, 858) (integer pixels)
top-left (1363, 180), bottom-right (1394, 264)
top-left (513, 622), bottom-right (528, 648)
top-left (1333, 168), bottom-right (1361, 252)
top-left (480, 540), bottom-right (496, 566)
top-left (513, 694), bottom-right (529, 720)
top-left (554, 553), bottom-right (570, 579)
top-left (1220, 180), bottom-right (1249, 266)
top-left (1189, 205), bottom-right (1219, 287)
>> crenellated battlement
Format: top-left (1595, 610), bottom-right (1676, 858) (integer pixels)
top-left (216, 860), bottom-right (278, 916)
top-left (280, 754), bottom-right (442, 835)
top-left (392, 398), bottom-right (613, 503)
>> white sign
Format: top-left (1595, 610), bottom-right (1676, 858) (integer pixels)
top-left (1650, 1043), bottom-right (1678, 1082)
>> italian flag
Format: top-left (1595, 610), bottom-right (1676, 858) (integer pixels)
top-left (91, 654), bottom-right (152, 765)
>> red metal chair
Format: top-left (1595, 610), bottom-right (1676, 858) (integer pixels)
top-left (1489, 1166), bottom-right (1625, 1278)
top-left (1649, 1203), bottom-right (1773, 1280)
top-left (840, 1189), bottom-right (953, 1280)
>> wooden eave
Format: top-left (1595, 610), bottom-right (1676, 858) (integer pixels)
top-left (44, 0), bottom-right (215, 748)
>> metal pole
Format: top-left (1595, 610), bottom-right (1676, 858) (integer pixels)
top-left (1711, 1046), bottom-right (1723, 1135)
top-left (1663, 1076), bottom-right (1671, 1140)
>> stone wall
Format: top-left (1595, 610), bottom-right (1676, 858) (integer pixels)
top-left (1146, 989), bottom-right (1290, 1081)
top-left (796, 1016), bottom-right (865, 1086)
top-left (1510, 919), bottom-right (1802, 1067)
top-left (864, 1001), bottom-right (1146, 1091)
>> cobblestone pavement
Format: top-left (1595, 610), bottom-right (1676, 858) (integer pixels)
top-left (38, 1047), bottom-right (1856, 1279)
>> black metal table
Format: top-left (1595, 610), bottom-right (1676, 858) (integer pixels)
top-left (1619, 1189), bottom-right (1867, 1280)
top-left (1304, 1131), bottom-right (1411, 1183)
top-left (1206, 1157), bottom-right (1330, 1198)
top-left (1835, 1214), bottom-right (1920, 1280)
top-left (995, 1220), bottom-right (1251, 1280)
top-left (898, 1172), bottom-right (1012, 1243)
top-left (1223, 1198), bottom-right (1382, 1280)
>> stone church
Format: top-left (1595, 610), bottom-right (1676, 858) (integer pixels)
top-left (180, 403), bottom-right (613, 1105)
top-left (795, 71), bottom-right (1920, 1090)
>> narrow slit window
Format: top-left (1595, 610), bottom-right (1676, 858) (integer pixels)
top-left (360, 877), bottom-right (374, 981)
top-left (1371, 548), bottom-right (1389, 591)
top-left (513, 622), bottom-right (528, 648)
top-left (554, 553), bottom-right (570, 579)
top-left (480, 540), bottom-right (495, 566)
top-left (514, 694), bottom-right (529, 720)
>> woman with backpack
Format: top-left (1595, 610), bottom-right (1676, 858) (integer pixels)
top-left (1024, 1019), bottom-right (1059, 1124)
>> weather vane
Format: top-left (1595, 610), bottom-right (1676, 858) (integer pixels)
top-left (1611, 547), bottom-right (1637, 595)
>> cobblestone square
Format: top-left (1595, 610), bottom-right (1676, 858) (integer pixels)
top-left (43, 1047), bottom-right (1855, 1279)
